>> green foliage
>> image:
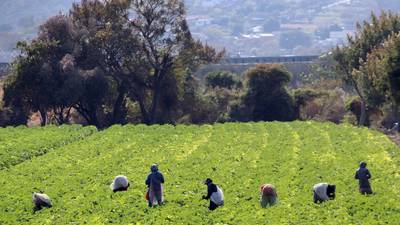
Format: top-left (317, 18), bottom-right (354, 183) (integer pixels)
top-left (3, 14), bottom-right (110, 127)
top-left (293, 88), bottom-right (325, 106)
top-left (245, 64), bottom-right (291, 92)
top-left (0, 122), bottom-right (399, 224)
top-left (332, 11), bottom-right (400, 125)
top-left (4, 0), bottom-right (222, 127)
top-left (332, 11), bottom-right (400, 90)
top-left (0, 125), bottom-right (96, 170)
top-left (237, 64), bottom-right (295, 122)
top-left (205, 71), bottom-right (241, 89)
top-left (359, 32), bottom-right (400, 110)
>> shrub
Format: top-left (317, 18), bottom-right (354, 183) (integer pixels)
top-left (235, 64), bottom-right (296, 122)
top-left (205, 71), bottom-right (242, 89)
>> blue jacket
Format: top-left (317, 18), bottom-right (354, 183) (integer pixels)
top-left (146, 172), bottom-right (164, 191)
top-left (355, 167), bottom-right (371, 189)
top-left (205, 183), bottom-right (218, 200)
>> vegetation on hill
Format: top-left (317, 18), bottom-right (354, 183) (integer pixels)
top-left (0, 122), bottom-right (399, 224)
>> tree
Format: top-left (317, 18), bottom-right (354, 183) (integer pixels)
top-left (4, 0), bottom-right (222, 127)
top-left (332, 11), bottom-right (400, 126)
top-left (70, 0), bottom-right (142, 126)
top-left (129, 0), bottom-right (221, 124)
top-left (157, 39), bottom-right (224, 123)
top-left (381, 33), bottom-right (400, 119)
top-left (293, 88), bottom-right (325, 119)
top-left (358, 32), bottom-right (400, 121)
top-left (4, 40), bottom-right (62, 126)
top-left (3, 13), bottom-right (110, 127)
top-left (233, 64), bottom-right (295, 122)
top-left (205, 71), bottom-right (241, 89)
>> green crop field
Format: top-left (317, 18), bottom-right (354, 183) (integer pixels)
top-left (0, 125), bottom-right (97, 170)
top-left (0, 121), bottom-right (399, 224)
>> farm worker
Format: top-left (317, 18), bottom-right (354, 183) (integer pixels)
top-left (32, 192), bottom-right (52, 211)
top-left (110, 175), bottom-right (130, 192)
top-left (145, 164), bottom-right (165, 207)
top-left (355, 162), bottom-right (373, 195)
top-left (260, 184), bottom-right (278, 208)
top-left (313, 183), bottom-right (336, 203)
top-left (202, 178), bottom-right (224, 211)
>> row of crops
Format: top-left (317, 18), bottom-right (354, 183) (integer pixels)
top-left (0, 122), bottom-right (399, 224)
top-left (0, 125), bottom-right (97, 170)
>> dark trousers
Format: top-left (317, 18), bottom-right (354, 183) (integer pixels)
top-left (209, 201), bottom-right (219, 211)
top-left (360, 187), bottom-right (373, 195)
top-left (148, 189), bottom-right (163, 207)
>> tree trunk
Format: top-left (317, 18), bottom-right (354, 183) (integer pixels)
top-left (53, 107), bottom-right (68, 125)
top-left (359, 100), bottom-right (367, 126)
top-left (39, 110), bottom-right (47, 126)
top-left (393, 102), bottom-right (399, 122)
top-left (65, 107), bottom-right (73, 124)
top-left (349, 75), bottom-right (368, 126)
top-left (149, 83), bottom-right (161, 124)
top-left (138, 97), bottom-right (150, 124)
top-left (149, 70), bottom-right (164, 124)
top-left (75, 104), bottom-right (100, 128)
top-left (112, 86), bottom-right (127, 125)
top-left (89, 110), bottom-right (100, 128)
top-left (294, 104), bottom-right (301, 120)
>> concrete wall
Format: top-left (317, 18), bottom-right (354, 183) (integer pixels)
top-left (220, 55), bottom-right (319, 65)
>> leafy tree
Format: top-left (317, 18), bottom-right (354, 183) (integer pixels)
top-left (4, 13), bottom-right (109, 127)
top-left (332, 11), bottom-right (400, 126)
top-left (293, 88), bottom-right (325, 119)
top-left (70, 0), bottom-right (143, 125)
top-left (132, 0), bottom-right (189, 124)
top-left (358, 32), bottom-right (400, 121)
top-left (379, 34), bottom-right (400, 118)
top-left (158, 40), bottom-right (224, 124)
top-left (205, 71), bottom-right (241, 89)
top-left (129, 0), bottom-right (223, 124)
top-left (4, 0), bottom-right (222, 127)
top-left (4, 39), bottom-right (62, 126)
top-left (233, 64), bottom-right (295, 122)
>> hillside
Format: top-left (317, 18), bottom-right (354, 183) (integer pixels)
top-left (0, 122), bottom-right (399, 224)
top-left (1, 0), bottom-right (400, 61)
top-left (0, 0), bottom-right (76, 61)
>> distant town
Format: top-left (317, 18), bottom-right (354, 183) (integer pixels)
top-left (0, 0), bottom-right (399, 61)
top-left (186, 0), bottom-right (399, 57)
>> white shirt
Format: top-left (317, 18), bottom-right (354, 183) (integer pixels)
top-left (210, 186), bottom-right (224, 205)
top-left (111, 175), bottom-right (129, 190)
top-left (313, 183), bottom-right (329, 201)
